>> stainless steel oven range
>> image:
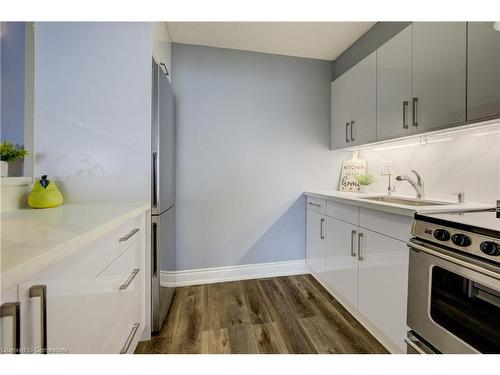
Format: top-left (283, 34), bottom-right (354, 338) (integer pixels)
top-left (406, 208), bottom-right (500, 354)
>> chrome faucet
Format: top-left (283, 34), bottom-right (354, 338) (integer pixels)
top-left (396, 170), bottom-right (425, 199)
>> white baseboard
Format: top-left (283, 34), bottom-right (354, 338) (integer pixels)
top-left (160, 259), bottom-right (308, 287)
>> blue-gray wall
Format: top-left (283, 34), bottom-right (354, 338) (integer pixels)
top-left (172, 43), bottom-right (335, 271)
top-left (1, 22), bottom-right (26, 145)
top-left (332, 22), bottom-right (411, 80)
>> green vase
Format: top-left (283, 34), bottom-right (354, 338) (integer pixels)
top-left (28, 175), bottom-right (64, 209)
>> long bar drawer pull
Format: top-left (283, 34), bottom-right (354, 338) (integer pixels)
top-left (308, 202), bottom-right (321, 208)
top-left (350, 230), bottom-right (357, 257)
top-left (0, 302), bottom-right (20, 354)
top-left (412, 97), bottom-right (419, 128)
top-left (29, 285), bottom-right (47, 354)
top-left (120, 323), bottom-right (140, 354)
top-left (358, 232), bottom-right (364, 261)
top-left (119, 269), bottom-right (140, 291)
top-left (119, 228), bottom-right (140, 242)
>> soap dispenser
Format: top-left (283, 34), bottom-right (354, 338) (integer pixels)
top-left (28, 175), bottom-right (64, 209)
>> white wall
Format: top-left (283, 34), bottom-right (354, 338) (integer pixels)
top-left (34, 23), bottom-right (152, 204)
top-left (331, 120), bottom-right (500, 204)
top-left (172, 43), bottom-right (334, 270)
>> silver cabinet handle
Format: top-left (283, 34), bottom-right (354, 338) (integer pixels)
top-left (120, 323), bottom-right (140, 354)
top-left (350, 120), bottom-right (355, 142)
top-left (29, 285), bottom-right (47, 354)
top-left (160, 62), bottom-right (169, 77)
top-left (152, 152), bottom-right (158, 208)
top-left (320, 218), bottom-right (325, 240)
top-left (152, 222), bottom-right (158, 277)
top-left (119, 269), bottom-right (140, 291)
top-left (119, 228), bottom-right (140, 242)
top-left (345, 122), bottom-right (350, 143)
top-left (307, 202), bottom-right (321, 208)
top-left (412, 97), bottom-right (418, 127)
top-left (350, 230), bottom-right (357, 257)
top-left (403, 100), bottom-right (409, 129)
top-left (0, 302), bottom-right (20, 354)
top-left (357, 232), bottom-right (364, 261)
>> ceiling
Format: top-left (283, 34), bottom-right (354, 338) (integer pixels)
top-left (165, 22), bottom-right (375, 61)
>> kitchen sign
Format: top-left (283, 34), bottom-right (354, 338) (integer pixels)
top-left (339, 152), bottom-right (366, 192)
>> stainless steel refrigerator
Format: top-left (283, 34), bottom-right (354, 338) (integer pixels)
top-left (151, 58), bottom-right (175, 333)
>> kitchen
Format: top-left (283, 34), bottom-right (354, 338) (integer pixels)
top-left (0, 1), bottom-right (499, 371)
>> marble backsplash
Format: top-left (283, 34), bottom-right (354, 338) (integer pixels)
top-left (332, 120), bottom-right (500, 205)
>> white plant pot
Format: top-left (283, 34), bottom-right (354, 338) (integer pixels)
top-left (0, 161), bottom-right (8, 177)
top-left (359, 185), bottom-right (369, 194)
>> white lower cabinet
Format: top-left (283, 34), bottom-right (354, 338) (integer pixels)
top-left (306, 209), bottom-right (326, 275)
top-left (357, 229), bottom-right (409, 352)
top-left (0, 288), bottom-right (19, 353)
top-left (306, 199), bottom-right (410, 352)
top-left (324, 217), bottom-right (358, 308)
top-left (1, 212), bottom-right (146, 354)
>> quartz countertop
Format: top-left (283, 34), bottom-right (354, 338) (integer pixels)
top-left (304, 191), bottom-right (492, 217)
top-left (0, 202), bottom-right (150, 294)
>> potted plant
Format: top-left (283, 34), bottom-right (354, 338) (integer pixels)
top-left (355, 173), bottom-right (376, 193)
top-left (0, 141), bottom-right (28, 177)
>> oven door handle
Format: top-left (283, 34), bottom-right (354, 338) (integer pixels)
top-left (407, 241), bottom-right (500, 281)
top-left (404, 333), bottom-right (439, 354)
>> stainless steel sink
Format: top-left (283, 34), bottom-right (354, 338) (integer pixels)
top-left (360, 196), bottom-right (449, 206)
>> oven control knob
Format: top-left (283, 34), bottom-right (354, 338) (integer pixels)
top-left (480, 241), bottom-right (500, 256)
top-left (451, 233), bottom-right (471, 247)
top-left (433, 229), bottom-right (450, 241)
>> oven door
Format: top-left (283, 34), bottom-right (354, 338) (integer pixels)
top-left (407, 239), bottom-right (500, 354)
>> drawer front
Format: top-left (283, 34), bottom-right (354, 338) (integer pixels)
top-left (98, 238), bottom-right (143, 295)
top-left (359, 208), bottom-right (413, 242)
top-left (32, 213), bottom-right (146, 281)
top-left (306, 196), bottom-right (326, 214)
top-left (326, 200), bottom-right (359, 225)
top-left (100, 286), bottom-right (142, 353)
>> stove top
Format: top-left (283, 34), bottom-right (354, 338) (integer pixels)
top-left (416, 208), bottom-right (500, 238)
top-left (413, 208), bottom-right (500, 264)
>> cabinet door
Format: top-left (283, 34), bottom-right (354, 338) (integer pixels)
top-left (412, 22), bottom-right (466, 132)
top-left (467, 22), bottom-right (500, 121)
top-left (377, 25), bottom-right (413, 140)
top-left (330, 72), bottom-right (352, 149)
top-left (324, 217), bottom-right (358, 308)
top-left (350, 52), bottom-right (377, 145)
top-left (18, 275), bottom-right (119, 353)
top-left (18, 237), bottom-right (144, 354)
top-left (306, 210), bottom-right (326, 275)
top-left (1, 288), bottom-right (19, 354)
top-left (357, 229), bottom-right (409, 352)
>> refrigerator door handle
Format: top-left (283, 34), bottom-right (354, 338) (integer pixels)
top-left (152, 221), bottom-right (158, 278)
top-left (152, 152), bottom-right (158, 209)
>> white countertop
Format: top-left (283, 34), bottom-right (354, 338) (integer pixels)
top-left (304, 190), bottom-right (492, 217)
top-left (0, 202), bottom-right (150, 294)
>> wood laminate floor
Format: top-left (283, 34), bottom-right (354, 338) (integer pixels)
top-left (135, 274), bottom-right (388, 354)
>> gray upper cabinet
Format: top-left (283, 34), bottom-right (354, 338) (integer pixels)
top-left (350, 52), bottom-right (377, 145)
top-left (331, 71), bottom-right (352, 149)
top-left (331, 52), bottom-right (376, 149)
top-left (331, 22), bottom-right (498, 150)
top-left (376, 25), bottom-right (413, 141)
top-left (411, 22), bottom-right (467, 132)
top-left (467, 22), bottom-right (500, 121)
